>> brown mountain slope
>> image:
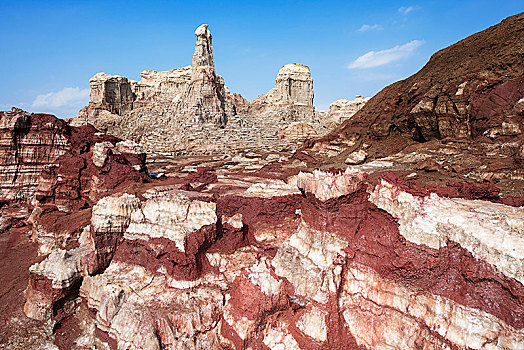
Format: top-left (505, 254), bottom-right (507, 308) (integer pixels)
top-left (304, 12), bottom-right (524, 162)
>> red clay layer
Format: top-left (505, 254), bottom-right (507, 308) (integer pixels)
top-left (113, 224), bottom-right (218, 280)
top-left (300, 178), bottom-right (524, 329)
top-left (217, 194), bottom-right (301, 228)
top-left (184, 166), bottom-right (218, 187)
top-left (25, 271), bottom-right (82, 324)
top-left (0, 224), bottom-right (43, 347)
top-left (380, 171), bottom-right (524, 207)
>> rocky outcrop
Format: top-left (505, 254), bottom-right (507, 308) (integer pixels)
top-left (72, 24), bottom-right (235, 155)
top-left (0, 109), bottom-right (147, 257)
top-left (255, 64), bottom-right (313, 103)
top-left (277, 122), bottom-right (318, 142)
top-left (23, 170), bottom-right (302, 348)
top-left (0, 110), bottom-right (70, 202)
top-left (0, 110), bottom-right (147, 350)
top-left (22, 164), bottom-right (524, 349)
top-left (88, 73), bottom-right (135, 115)
top-left (242, 63), bottom-right (324, 142)
top-left (176, 24), bottom-right (231, 126)
top-left (0, 109), bottom-right (146, 205)
top-left (133, 66), bottom-right (192, 107)
top-left (317, 95), bottom-right (370, 130)
top-left (192, 24), bottom-right (214, 68)
top-left (72, 26), bottom-right (364, 158)
top-left (24, 248), bottom-right (85, 321)
top-left (31, 130), bottom-right (146, 213)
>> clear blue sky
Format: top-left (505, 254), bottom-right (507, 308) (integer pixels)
top-left (1, 1), bottom-right (522, 117)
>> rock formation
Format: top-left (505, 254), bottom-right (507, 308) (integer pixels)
top-left (250, 63), bottom-right (315, 122)
top-left (178, 24), bottom-right (231, 126)
top-left (0, 109), bottom-right (70, 202)
top-left (3, 12), bottom-right (524, 350)
top-left (0, 109), bottom-right (148, 348)
top-left (88, 73), bottom-right (135, 115)
top-left (317, 95), bottom-right (370, 130)
top-left (0, 109), bottom-right (146, 204)
top-left (72, 25), bottom-right (361, 158)
top-left (0, 108), bottom-right (147, 254)
top-left (20, 166), bottom-right (524, 349)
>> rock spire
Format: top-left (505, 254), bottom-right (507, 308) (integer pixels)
top-left (192, 24), bottom-right (215, 69)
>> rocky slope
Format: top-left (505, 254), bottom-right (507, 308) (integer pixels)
top-left (71, 25), bottom-right (367, 158)
top-left (302, 13), bottom-right (524, 166)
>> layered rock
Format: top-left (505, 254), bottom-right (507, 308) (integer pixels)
top-left (0, 110), bottom-right (70, 202)
top-left (88, 73), bottom-right (134, 115)
top-left (22, 164), bottom-right (524, 349)
top-left (370, 175), bottom-right (524, 284)
top-left (115, 190), bottom-right (219, 280)
top-left (336, 175), bottom-right (524, 349)
top-left (277, 122), bottom-right (318, 142)
top-left (72, 26), bottom-right (364, 157)
top-left (175, 24), bottom-right (231, 126)
top-left (241, 63), bottom-right (325, 143)
top-left (72, 24), bottom-right (235, 156)
top-left (0, 110), bottom-right (149, 256)
top-left (133, 66), bottom-right (192, 107)
top-left (0, 110), bottom-right (149, 335)
top-left (78, 261), bottom-right (226, 349)
top-left (250, 63), bottom-right (315, 122)
top-left (30, 131), bottom-right (146, 215)
top-left (0, 109), bottom-right (146, 207)
top-left (24, 248), bottom-right (85, 321)
top-left (23, 170), bottom-right (302, 348)
top-left (12, 14), bottom-right (524, 350)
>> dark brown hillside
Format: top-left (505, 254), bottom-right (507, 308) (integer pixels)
top-left (305, 12), bottom-right (524, 161)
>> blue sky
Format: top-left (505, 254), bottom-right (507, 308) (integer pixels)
top-left (0, 1), bottom-right (522, 117)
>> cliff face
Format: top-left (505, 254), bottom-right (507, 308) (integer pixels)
top-left (0, 110), bottom-right (71, 202)
top-left (71, 25), bottom-right (361, 158)
top-left (0, 110), bottom-right (149, 349)
top-left (254, 63), bottom-right (314, 108)
top-left (88, 73), bottom-right (135, 115)
top-left (248, 63), bottom-right (317, 129)
top-left (0, 110), bottom-right (145, 205)
top-left (304, 13), bottom-right (524, 162)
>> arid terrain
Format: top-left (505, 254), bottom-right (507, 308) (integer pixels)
top-left (0, 12), bottom-right (523, 350)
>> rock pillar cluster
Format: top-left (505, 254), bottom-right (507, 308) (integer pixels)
top-left (71, 24), bottom-right (360, 156)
